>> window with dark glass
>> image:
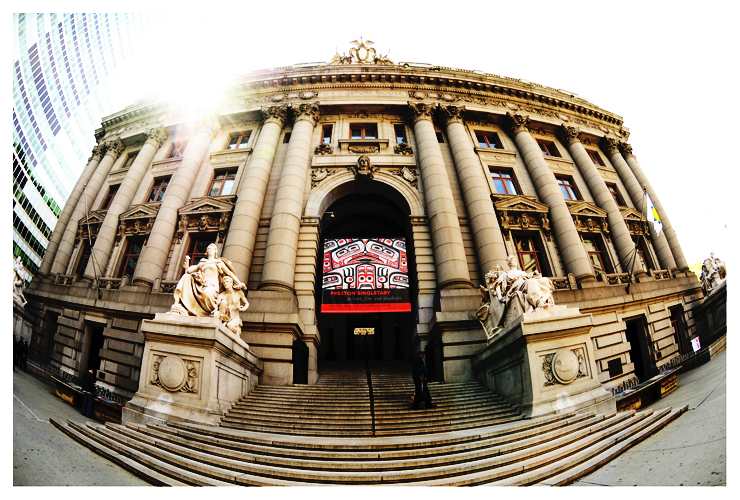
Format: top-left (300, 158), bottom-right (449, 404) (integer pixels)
top-left (586, 149), bottom-right (605, 166)
top-left (322, 125), bottom-right (333, 144)
top-left (168, 142), bottom-right (187, 158)
top-left (435, 131), bottom-right (445, 143)
top-left (76, 242), bottom-right (91, 276)
top-left (350, 124), bottom-right (377, 139)
top-left (122, 151), bottom-right (138, 169)
top-left (489, 168), bottom-right (519, 195)
top-left (185, 233), bottom-right (217, 269)
top-left (606, 183), bottom-right (626, 206)
top-left (556, 175), bottom-right (581, 200)
top-left (283, 132), bottom-right (291, 143)
top-left (537, 140), bottom-right (561, 157)
top-left (583, 236), bottom-right (610, 275)
top-left (476, 131), bottom-right (502, 149)
top-left (208, 170), bottom-right (236, 196)
top-left (514, 235), bottom-right (543, 274)
top-left (226, 133), bottom-right (251, 150)
top-left (394, 124), bottom-right (406, 143)
top-left (633, 236), bottom-right (651, 272)
top-left (147, 177), bottom-right (170, 203)
top-left (118, 237), bottom-right (145, 279)
top-left (100, 184), bottom-right (119, 210)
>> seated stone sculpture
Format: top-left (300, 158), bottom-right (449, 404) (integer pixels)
top-left (169, 243), bottom-right (247, 329)
top-left (212, 275), bottom-right (249, 336)
top-left (700, 252), bottom-right (726, 296)
top-left (477, 256), bottom-right (555, 340)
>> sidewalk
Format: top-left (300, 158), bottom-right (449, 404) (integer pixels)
top-left (12, 367), bottom-right (148, 486)
top-left (572, 349), bottom-right (726, 486)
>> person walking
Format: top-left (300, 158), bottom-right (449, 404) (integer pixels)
top-left (81, 369), bottom-right (96, 418)
top-left (412, 350), bottom-right (435, 410)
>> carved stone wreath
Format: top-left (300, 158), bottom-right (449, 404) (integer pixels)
top-left (151, 354), bottom-right (198, 393)
top-left (542, 348), bottom-right (587, 386)
top-left (314, 143), bottom-right (333, 155)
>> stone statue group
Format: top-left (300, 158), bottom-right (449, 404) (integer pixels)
top-left (13, 256), bottom-right (27, 307)
top-left (700, 252), bottom-right (727, 297)
top-left (477, 255), bottom-right (555, 340)
top-left (168, 243), bottom-right (248, 336)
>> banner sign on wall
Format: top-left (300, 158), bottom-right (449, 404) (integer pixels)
top-left (321, 238), bottom-right (411, 313)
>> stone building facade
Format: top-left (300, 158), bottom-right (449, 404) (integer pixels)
top-left (25, 45), bottom-right (704, 401)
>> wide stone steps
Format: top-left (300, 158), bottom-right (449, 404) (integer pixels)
top-left (51, 404), bottom-right (687, 485)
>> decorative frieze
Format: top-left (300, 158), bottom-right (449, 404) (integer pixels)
top-left (493, 195), bottom-right (550, 241)
top-left (176, 196), bottom-right (236, 243)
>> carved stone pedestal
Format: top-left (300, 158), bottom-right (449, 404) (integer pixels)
top-left (123, 314), bottom-right (262, 426)
top-left (472, 305), bottom-right (613, 418)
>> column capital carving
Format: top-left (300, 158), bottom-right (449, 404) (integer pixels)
top-left (599, 136), bottom-right (621, 156)
top-left (88, 144), bottom-right (105, 163)
top-left (199, 114), bottom-right (222, 139)
top-left (407, 101), bottom-right (435, 122)
top-left (145, 125), bottom-right (168, 148)
top-left (103, 137), bottom-right (125, 158)
top-left (619, 142), bottom-right (635, 158)
top-left (261, 105), bottom-right (289, 126)
top-left (505, 113), bottom-right (531, 135)
top-left (437, 104), bottom-right (466, 125)
top-left (292, 102), bottom-right (320, 126)
top-left (558, 125), bottom-right (581, 145)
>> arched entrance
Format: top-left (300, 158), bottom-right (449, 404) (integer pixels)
top-left (311, 179), bottom-right (419, 365)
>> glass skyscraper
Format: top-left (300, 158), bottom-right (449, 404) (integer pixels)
top-left (12, 13), bottom-right (165, 282)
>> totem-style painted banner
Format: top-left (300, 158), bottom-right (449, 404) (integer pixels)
top-left (321, 238), bottom-right (410, 313)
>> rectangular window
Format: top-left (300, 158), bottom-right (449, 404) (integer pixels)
top-left (556, 175), bottom-right (581, 200)
top-left (118, 237), bottom-right (144, 279)
top-left (586, 149), bottom-right (605, 166)
top-left (435, 131), bottom-right (445, 143)
top-left (122, 151), bottom-right (138, 169)
top-left (606, 183), bottom-right (626, 206)
top-left (76, 242), bottom-right (91, 276)
top-left (322, 125), bottom-right (333, 144)
top-left (185, 233), bottom-right (217, 268)
top-left (100, 184), bottom-right (119, 210)
top-left (583, 236), bottom-right (609, 275)
top-left (226, 133), bottom-right (251, 150)
top-left (350, 124), bottom-right (377, 139)
top-left (147, 176), bottom-right (170, 203)
top-left (537, 140), bottom-right (561, 157)
top-left (168, 142), bottom-right (187, 158)
top-left (283, 132), bottom-right (291, 143)
top-left (633, 236), bottom-right (651, 272)
top-left (476, 131), bottom-right (502, 149)
top-left (208, 170), bottom-right (236, 196)
top-left (489, 168), bottom-right (519, 195)
top-left (514, 235), bottom-right (543, 275)
top-left (394, 124), bottom-right (406, 143)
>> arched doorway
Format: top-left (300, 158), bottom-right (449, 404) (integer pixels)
top-left (314, 186), bottom-right (418, 365)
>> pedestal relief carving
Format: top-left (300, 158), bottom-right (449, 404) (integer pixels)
top-left (151, 354), bottom-right (199, 393)
top-left (542, 348), bottom-right (587, 386)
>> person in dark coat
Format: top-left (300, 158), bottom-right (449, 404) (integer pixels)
top-left (13, 336), bottom-right (20, 371)
top-left (19, 339), bottom-right (28, 371)
top-left (81, 369), bottom-right (96, 418)
top-left (412, 350), bottom-right (434, 409)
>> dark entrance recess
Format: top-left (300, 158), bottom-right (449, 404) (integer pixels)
top-left (292, 339), bottom-right (309, 384)
top-left (315, 187), bottom-right (417, 364)
top-left (624, 316), bottom-right (657, 382)
top-left (86, 324), bottom-right (106, 375)
top-left (669, 306), bottom-right (690, 354)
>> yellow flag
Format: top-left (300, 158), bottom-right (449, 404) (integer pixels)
top-left (645, 192), bottom-right (662, 235)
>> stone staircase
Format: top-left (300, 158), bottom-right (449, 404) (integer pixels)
top-left (50, 362), bottom-right (687, 486)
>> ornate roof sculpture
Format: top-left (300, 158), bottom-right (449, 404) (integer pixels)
top-left (329, 38), bottom-right (394, 66)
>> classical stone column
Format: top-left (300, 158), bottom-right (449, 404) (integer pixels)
top-left (408, 102), bottom-right (472, 290)
top-left (600, 137), bottom-right (676, 271)
top-left (81, 126), bottom-right (168, 282)
top-left (39, 143), bottom-right (104, 278)
top-left (52, 138), bottom-right (124, 276)
top-left (259, 103), bottom-right (320, 292)
top-left (438, 105), bottom-right (508, 275)
top-left (505, 114), bottom-right (595, 283)
top-left (222, 105), bottom-right (288, 281)
top-left (132, 117), bottom-right (221, 288)
top-left (559, 126), bottom-right (643, 276)
top-left (620, 142), bottom-right (689, 272)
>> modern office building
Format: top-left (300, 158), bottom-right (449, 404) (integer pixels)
top-left (12, 13), bottom-right (165, 283)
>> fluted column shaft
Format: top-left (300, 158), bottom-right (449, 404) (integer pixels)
top-left (39, 144), bottom-right (104, 278)
top-left (259, 103), bottom-right (319, 292)
top-left (440, 105), bottom-right (508, 275)
top-left (560, 126), bottom-right (642, 275)
top-left (132, 118), bottom-right (220, 287)
top-left (506, 114), bottom-right (595, 283)
top-left (82, 126), bottom-right (168, 281)
top-left (52, 139), bottom-right (123, 276)
top-left (601, 138), bottom-right (676, 270)
top-left (409, 102), bottom-right (472, 289)
top-left (222, 105), bottom-right (288, 281)
top-left (621, 143), bottom-right (688, 271)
